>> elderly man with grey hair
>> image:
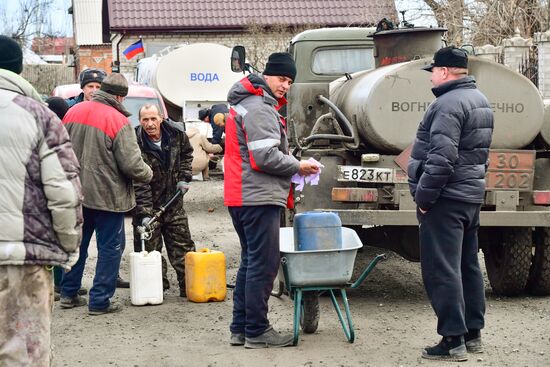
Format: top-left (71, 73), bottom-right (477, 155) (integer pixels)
top-left (132, 103), bottom-right (195, 298)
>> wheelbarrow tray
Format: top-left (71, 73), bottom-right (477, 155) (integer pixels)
top-left (279, 227), bottom-right (363, 287)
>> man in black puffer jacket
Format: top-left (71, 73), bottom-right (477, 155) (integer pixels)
top-left (408, 46), bottom-right (494, 362)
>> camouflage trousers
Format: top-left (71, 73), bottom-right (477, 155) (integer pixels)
top-left (133, 207), bottom-right (195, 291)
top-left (0, 265), bottom-right (53, 367)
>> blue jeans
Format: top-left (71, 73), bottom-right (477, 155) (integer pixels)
top-left (228, 205), bottom-right (281, 338)
top-left (60, 207), bottom-right (125, 310)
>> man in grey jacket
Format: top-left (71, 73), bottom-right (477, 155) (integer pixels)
top-left (225, 52), bottom-right (319, 348)
top-left (0, 36), bottom-right (83, 366)
top-left (60, 74), bottom-right (153, 315)
top-left (408, 46), bottom-right (494, 362)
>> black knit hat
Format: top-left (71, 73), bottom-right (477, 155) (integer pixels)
top-left (79, 68), bottom-right (107, 88)
top-left (263, 52), bottom-right (297, 81)
top-left (45, 97), bottom-right (70, 120)
top-left (100, 73), bottom-right (128, 97)
top-left (198, 108), bottom-right (210, 121)
top-left (0, 36), bottom-right (23, 74)
top-left (422, 46), bottom-right (468, 72)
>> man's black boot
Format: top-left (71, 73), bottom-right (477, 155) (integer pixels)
top-left (465, 329), bottom-right (483, 353)
top-left (116, 274), bottom-right (130, 288)
top-left (422, 335), bottom-right (468, 362)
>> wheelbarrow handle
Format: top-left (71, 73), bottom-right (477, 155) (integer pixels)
top-left (349, 253), bottom-right (387, 289)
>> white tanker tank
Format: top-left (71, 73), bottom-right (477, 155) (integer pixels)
top-left (137, 43), bottom-right (245, 121)
top-left (329, 57), bottom-right (544, 153)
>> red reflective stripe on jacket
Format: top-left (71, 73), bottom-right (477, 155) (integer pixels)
top-left (240, 77), bottom-right (264, 97)
top-left (223, 108), bottom-right (243, 206)
top-left (242, 118), bottom-right (261, 172)
top-left (286, 184), bottom-right (294, 209)
top-left (63, 101), bottom-right (127, 140)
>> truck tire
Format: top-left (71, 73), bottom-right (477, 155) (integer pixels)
top-left (483, 228), bottom-right (532, 296)
top-left (300, 291), bottom-right (320, 334)
top-left (526, 227), bottom-right (550, 296)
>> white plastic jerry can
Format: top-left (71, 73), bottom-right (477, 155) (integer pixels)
top-left (129, 250), bottom-right (163, 306)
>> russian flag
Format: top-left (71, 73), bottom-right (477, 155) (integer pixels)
top-left (123, 40), bottom-right (144, 60)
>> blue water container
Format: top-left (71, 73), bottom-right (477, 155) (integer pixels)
top-left (293, 212), bottom-right (342, 251)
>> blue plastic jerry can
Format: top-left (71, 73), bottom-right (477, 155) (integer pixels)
top-left (293, 212), bottom-right (342, 251)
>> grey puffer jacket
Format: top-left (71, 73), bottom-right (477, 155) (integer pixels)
top-left (224, 74), bottom-right (300, 207)
top-left (0, 70), bottom-right (83, 269)
top-left (408, 76), bottom-right (494, 209)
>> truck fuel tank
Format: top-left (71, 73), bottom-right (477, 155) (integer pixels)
top-left (329, 57), bottom-right (544, 153)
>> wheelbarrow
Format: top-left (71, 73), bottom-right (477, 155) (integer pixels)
top-left (277, 227), bottom-right (385, 345)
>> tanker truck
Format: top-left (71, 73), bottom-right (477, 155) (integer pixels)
top-left (136, 43), bottom-right (244, 122)
top-left (232, 26), bottom-right (550, 299)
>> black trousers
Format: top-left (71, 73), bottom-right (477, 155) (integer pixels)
top-left (418, 198), bottom-right (485, 337)
top-left (228, 205), bottom-right (281, 337)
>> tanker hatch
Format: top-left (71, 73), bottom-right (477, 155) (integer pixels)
top-left (372, 27), bottom-right (447, 68)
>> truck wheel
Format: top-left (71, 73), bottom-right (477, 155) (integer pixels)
top-left (483, 228), bottom-right (532, 296)
top-left (526, 227), bottom-right (550, 296)
top-left (300, 291), bottom-right (320, 334)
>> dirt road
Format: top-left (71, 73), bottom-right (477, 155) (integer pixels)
top-left (52, 178), bottom-right (550, 367)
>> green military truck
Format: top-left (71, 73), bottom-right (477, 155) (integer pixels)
top-left (232, 26), bottom-right (550, 298)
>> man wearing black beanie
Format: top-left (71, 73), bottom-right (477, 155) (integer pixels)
top-left (224, 53), bottom-right (319, 349)
top-left (0, 35), bottom-right (23, 75)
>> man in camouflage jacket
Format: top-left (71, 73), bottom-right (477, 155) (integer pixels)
top-left (133, 103), bottom-right (195, 297)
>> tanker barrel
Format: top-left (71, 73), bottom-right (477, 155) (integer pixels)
top-left (329, 57), bottom-right (544, 153)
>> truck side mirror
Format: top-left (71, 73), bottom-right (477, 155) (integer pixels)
top-left (231, 46), bottom-right (246, 73)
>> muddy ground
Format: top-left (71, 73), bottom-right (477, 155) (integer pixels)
top-left (52, 178), bottom-right (550, 367)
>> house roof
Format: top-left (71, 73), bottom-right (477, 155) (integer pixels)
top-left (107, 0), bottom-right (397, 32)
top-left (31, 37), bottom-right (74, 55)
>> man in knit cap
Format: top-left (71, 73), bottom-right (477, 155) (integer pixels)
top-left (225, 52), bottom-right (320, 348)
top-left (66, 67), bottom-right (107, 107)
top-left (60, 73), bottom-right (153, 315)
top-left (0, 35), bottom-right (83, 365)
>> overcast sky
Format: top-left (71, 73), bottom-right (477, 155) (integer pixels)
top-left (2, 0), bottom-right (73, 37)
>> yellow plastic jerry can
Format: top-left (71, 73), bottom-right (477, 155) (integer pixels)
top-left (185, 248), bottom-right (227, 302)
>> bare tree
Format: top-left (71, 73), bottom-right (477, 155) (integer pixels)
top-left (243, 23), bottom-right (314, 69)
top-left (396, 0), bottom-right (550, 46)
top-left (1, 0), bottom-right (60, 47)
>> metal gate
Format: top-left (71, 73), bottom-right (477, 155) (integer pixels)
top-left (519, 46), bottom-right (538, 87)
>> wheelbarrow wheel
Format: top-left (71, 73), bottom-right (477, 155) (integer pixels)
top-left (300, 291), bottom-right (320, 334)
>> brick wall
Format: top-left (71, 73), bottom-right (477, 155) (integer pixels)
top-left (77, 45), bottom-right (113, 77)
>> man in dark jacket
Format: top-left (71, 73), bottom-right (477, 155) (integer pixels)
top-left (132, 103), bottom-right (195, 297)
top-left (408, 46), bottom-right (494, 361)
top-left (199, 103), bottom-right (228, 145)
top-left (60, 74), bottom-right (153, 315)
top-left (225, 52), bottom-right (319, 348)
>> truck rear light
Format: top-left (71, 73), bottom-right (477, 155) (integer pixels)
top-left (533, 191), bottom-right (550, 205)
top-left (332, 188), bottom-right (378, 202)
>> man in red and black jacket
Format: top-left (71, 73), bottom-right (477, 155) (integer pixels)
top-left (225, 52), bottom-right (319, 348)
top-left (60, 74), bottom-right (152, 315)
